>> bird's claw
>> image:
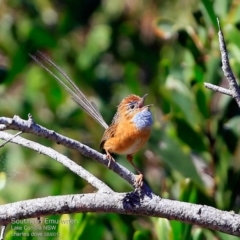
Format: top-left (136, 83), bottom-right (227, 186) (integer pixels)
top-left (105, 152), bottom-right (115, 167)
top-left (134, 174), bottom-right (143, 189)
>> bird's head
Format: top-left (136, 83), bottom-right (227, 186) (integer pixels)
top-left (117, 94), bottom-right (152, 119)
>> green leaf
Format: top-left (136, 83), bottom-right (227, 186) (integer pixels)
top-left (195, 85), bottom-right (209, 118)
top-left (152, 130), bottom-right (204, 188)
top-left (5, 48), bottom-right (28, 84)
top-left (154, 218), bottom-right (173, 240)
top-left (133, 230), bottom-right (151, 240)
top-left (224, 116), bottom-right (240, 137)
top-left (217, 231), bottom-right (240, 240)
top-left (0, 172), bottom-right (7, 190)
top-left (74, 213), bottom-right (105, 240)
top-left (200, 0), bottom-right (218, 29)
top-left (29, 26), bottom-right (57, 48)
top-left (58, 214), bottom-right (71, 240)
top-left (77, 24), bottom-right (111, 69)
top-left (174, 117), bottom-right (207, 152)
top-left (165, 76), bottom-right (200, 127)
top-left (72, 214), bottom-right (84, 240)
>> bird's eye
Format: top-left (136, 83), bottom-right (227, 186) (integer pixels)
top-left (128, 102), bottom-right (137, 110)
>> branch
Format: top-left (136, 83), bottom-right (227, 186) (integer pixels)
top-left (0, 131), bottom-right (22, 148)
top-left (1, 128), bottom-right (240, 236)
top-left (0, 131), bottom-right (113, 193)
top-left (0, 115), bottom-right (143, 189)
top-left (204, 18), bottom-right (240, 107)
top-left (0, 192), bottom-right (240, 236)
top-left (204, 83), bottom-right (232, 96)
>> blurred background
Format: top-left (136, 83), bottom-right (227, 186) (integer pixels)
top-left (1, 0), bottom-right (240, 239)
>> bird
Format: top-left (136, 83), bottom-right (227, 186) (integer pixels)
top-left (30, 51), bottom-right (153, 187)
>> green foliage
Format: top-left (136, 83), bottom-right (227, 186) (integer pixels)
top-left (1, 0), bottom-right (240, 239)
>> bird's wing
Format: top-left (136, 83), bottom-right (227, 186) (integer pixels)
top-left (99, 122), bottom-right (116, 149)
top-left (99, 110), bottom-right (121, 148)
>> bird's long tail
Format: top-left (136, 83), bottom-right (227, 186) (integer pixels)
top-left (30, 51), bottom-right (109, 130)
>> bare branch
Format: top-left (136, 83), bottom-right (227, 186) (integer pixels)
top-left (0, 131), bottom-right (113, 193)
top-left (217, 19), bottom-right (240, 105)
top-left (204, 83), bottom-right (232, 96)
top-left (204, 18), bottom-right (240, 107)
top-left (0, 115), bottom-right (142, 188)
top-left (0, 192), bottom-right (240, 236)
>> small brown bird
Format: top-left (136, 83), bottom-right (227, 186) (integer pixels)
top-left (31, 51), bottom-right (153, 187)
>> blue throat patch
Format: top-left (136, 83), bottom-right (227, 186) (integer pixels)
top-left (132, 109), bottom-right (153, 130)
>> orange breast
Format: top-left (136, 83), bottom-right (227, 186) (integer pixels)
top-left (103, 120), bottom-right (151, 155)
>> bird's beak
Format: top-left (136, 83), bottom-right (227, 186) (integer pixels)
top-left (139, 94), bottom-right (153, 109)
top-left (138, 94), bottom-right (148, 108)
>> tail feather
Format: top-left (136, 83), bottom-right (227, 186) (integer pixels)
top-left (30, 51), bottom-right (109, 130)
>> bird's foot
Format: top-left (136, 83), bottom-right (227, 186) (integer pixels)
top-left (105, 151), bottom-right (115, 167)
top-left (134, 174), bottom-right (143, 189)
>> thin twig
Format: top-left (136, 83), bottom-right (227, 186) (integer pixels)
top-left (217, 19), bottom-right (240, 106)
top-left (204, 18), bottom-right (240, 107)
top-left (0, 115), bottom-right (143, 188)
top-left (204, 83), bottom-right (232, 96)
top-left (0, 131), bottom-right (113, 193)
top-left (0, 131), bottom-right (22, 148)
